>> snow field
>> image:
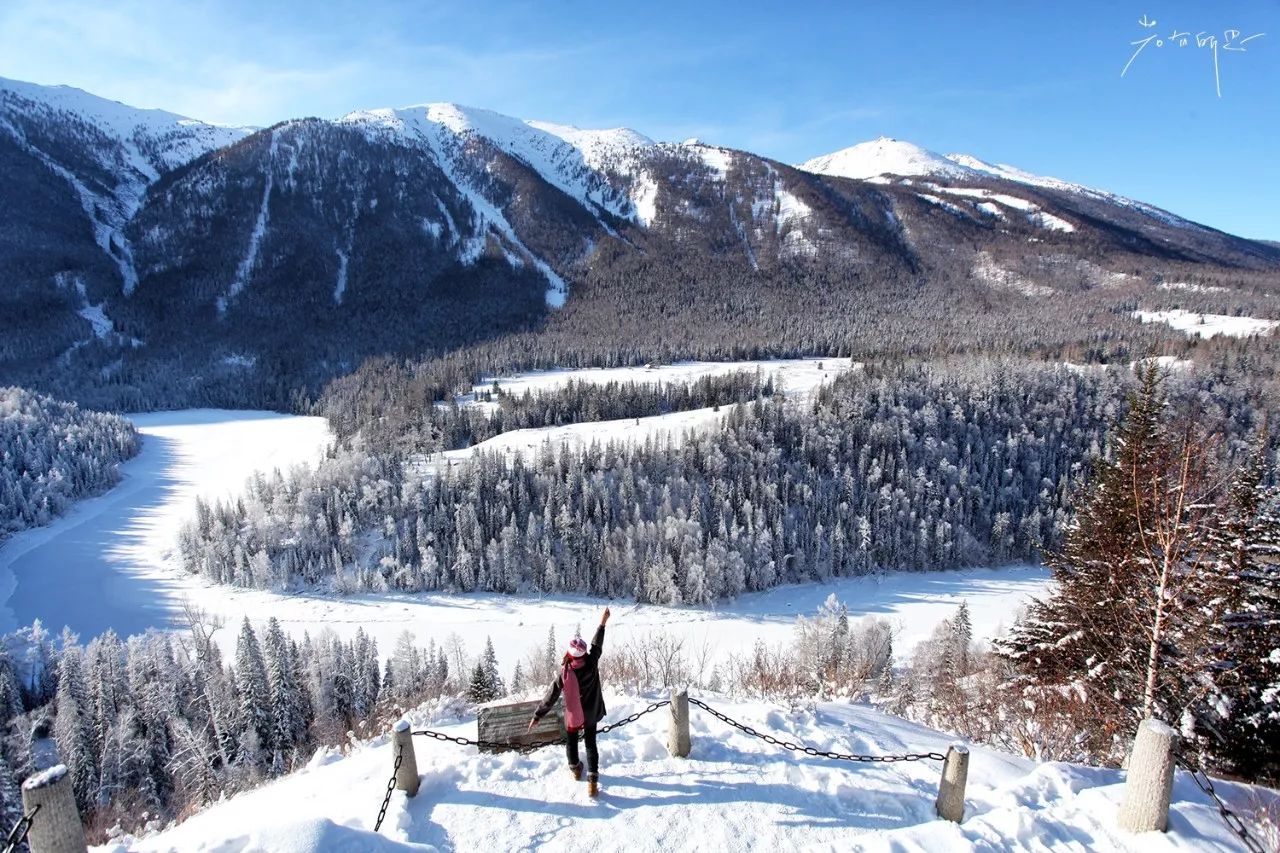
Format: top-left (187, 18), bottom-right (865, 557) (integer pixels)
top-left (453, 357), bottom-right (855, 408)
top-left (0, 410), bottom-right (333, 639)
top-left (1133, 309), bottom-right (1277, 339)
top-left (98, 695), bottom-right (1273, 852)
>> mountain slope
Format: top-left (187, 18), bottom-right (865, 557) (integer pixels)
top-left (99, 695), bottom-right (1276, 852)
top-left (2, 76), bottom-right (1278, 410)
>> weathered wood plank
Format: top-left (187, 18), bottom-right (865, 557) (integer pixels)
top-left (477, 698), bottom-right (564, 753)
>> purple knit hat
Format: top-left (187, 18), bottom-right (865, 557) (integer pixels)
top-left (567, 637), bottom-right (588, 658)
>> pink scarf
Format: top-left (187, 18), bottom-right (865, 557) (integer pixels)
top-left (562, 658), bottom-right (587, 732)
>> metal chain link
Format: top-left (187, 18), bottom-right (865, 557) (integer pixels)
top-left (2, 803), bottom-right (40, 853)
top-left (1174, 754), bottom-right (1267, 853)
top-left (600, 700), bottom-right (671, 734)
top-left (373, 743), bottom-right (403, 833)
top-left (410, 700), bottom-right (673, 753)
top-left (688, 697), bottom-right (947, 764)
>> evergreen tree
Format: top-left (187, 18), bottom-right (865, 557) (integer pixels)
top-left (1000, 367), bottom-right (1253, 762)
top-left (481, 637), bottom-right (504, 698)
top-left (234, 619), bottom-right (274, 768)
top-left (467, 662), bottom-right (494, 703)
top-left (951, 601), bottom-right (972, 675)
top-left (53, 636), bottom-right (96, 809)
top-left (1198, 439), bottom-right (1280, 782)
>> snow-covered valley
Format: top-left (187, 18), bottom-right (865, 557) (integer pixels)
top-left (0, 362), bottom-right (1042, 672)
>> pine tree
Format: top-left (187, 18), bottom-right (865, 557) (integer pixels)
top-left (54, 636), bottom-right (98, 809)
top-left (951, 601), bottom-right (972, 675)
top-left (1198, 439), bottom-right (1280, 782)
top-left (1000, 367), bottom-right (1248, 762)
top-left (467, 662), bottom-right (494, 703)
top-left (234, 619), bottom-right (274, 767)
top-left (262, 619), bottom-right (303, 769)
top-left (481, 637), bottom-right (504, 698)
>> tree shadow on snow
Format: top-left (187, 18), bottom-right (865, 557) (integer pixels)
top-left (5, 432), bottom-right (194, 639)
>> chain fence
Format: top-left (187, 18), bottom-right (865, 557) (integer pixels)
top-left (372, 743), bottom-right (404, 833)
top-left (373, 701), bottom-right (672, 830)
top-left (1174, 754), bottom-right (1268, 853)
top-left (2, 803), bottom-right (40, 853)
top-left (688, 697), bottom-right (947, 764)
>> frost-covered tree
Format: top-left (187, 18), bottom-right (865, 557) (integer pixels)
top-left (1001, 367), bottom-right (1274, 766)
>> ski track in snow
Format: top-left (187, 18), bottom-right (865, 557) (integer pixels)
top-left (99, 694), bottom-right (1268, 853)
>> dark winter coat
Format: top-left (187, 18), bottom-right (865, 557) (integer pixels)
top-left (534, 625), bottom-right (606, 726)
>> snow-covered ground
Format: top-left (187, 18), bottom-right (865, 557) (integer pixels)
top-left (0, 402), bottom-right (1044, 673)
top-left (451, 357), bottom-right (854, 412)
top-left (194, 565), bottom-right (1048, 673)
top-left (1133, 309), bottom-right (1277, 339)
top-left (0, 410), bottom-right (332, 639)
top-left (100, 694), bottom-right (1274, 852)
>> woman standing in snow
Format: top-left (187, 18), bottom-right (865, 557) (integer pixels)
top-left (528, 607), bottom-right (610, 797)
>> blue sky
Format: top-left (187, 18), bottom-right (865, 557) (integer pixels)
top-left (2, 0), bottom-right (1276, 238)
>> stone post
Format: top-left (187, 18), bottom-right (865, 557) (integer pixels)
top-left (668, 688), bottom-right (691, 758)
top-left (1118, 718), bottom-right (1176, 833)
top-left (393, 719), bottom-right (420, 797)
top-left (20, 764), bottom-right (87, 853)
top-left (934, 743), bottom-right (969, 823)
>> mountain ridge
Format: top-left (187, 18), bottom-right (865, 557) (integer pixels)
top-left (1, 74), bottom-right (1277, 411)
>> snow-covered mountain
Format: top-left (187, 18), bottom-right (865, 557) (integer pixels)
top-left (799, 137), bottom-right (1206, 232)
top-left (0, 76), bottom-right (253, 296)
top-left (2, 75), bottom-right (1278, 409)
top-left (98, 694), bottom-right (1275, 852)
top-left (799, 136), bottom-right (980, 182)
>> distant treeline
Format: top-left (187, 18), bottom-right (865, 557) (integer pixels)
top-left (405, 370), bottom-right (773, 453)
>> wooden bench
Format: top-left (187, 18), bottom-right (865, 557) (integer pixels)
top-left (477, 698), bottom-right (565, 753)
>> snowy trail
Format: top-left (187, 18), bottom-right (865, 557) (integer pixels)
top-left (101, 696), bottom-right (1268, 852)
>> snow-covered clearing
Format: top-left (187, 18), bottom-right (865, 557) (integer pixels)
top-left (459, 357), bottom-right (851, 406)
top-left (101, 694), bottom-right (1271, 853)
top-left (1133, 309), bottom-right (1277, 339)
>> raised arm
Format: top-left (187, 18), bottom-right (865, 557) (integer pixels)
top-left (589, 607), bottom-right (610, 661)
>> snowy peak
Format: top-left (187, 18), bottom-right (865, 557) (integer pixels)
top-left (339, 101), bottom-right (644, 222)
top-left (524, 120), bottom-right (654, 171)
top-left (0, 76), bottom-right (253, 173)
top-left (798, 137), bottom-right (979, 181)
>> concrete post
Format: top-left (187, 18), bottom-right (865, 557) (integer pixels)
top-left (934, 743), bottom-right (969, 823)
top-left (393, 719), bottom-right (420, 797)
top-left (1118, 718), bottom-right (1176, 833)
top-left (20, 764), bottom-right (87, 853)
top-left (668, 688), bottom-right (691, 758)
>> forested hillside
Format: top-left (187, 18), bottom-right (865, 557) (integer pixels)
top-left (0, 387), bottom-right (139, 540)
top-left (178, 362), bottom-right (1277, 600)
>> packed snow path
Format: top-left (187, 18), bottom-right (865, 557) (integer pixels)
top-left (99, 696), bottom-right (1272, 852)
